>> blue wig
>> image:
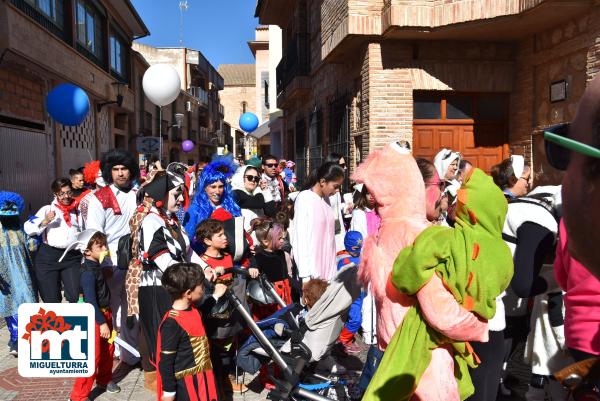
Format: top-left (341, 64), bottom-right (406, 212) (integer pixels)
top-left (0, 191), bottom-right (25, 216)
top-left (184, 154), bottom-right (241, 243)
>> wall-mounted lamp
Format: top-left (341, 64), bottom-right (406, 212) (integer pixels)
top-left (168, 113), bottom-right (185, 129)
top-left (97, 81), bottom-right (126, 112)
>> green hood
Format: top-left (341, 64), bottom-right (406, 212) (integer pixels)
top-left (454, 168), bottom-right (507, 238)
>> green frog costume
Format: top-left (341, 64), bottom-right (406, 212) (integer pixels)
top-left (363, 168), bottom-right (513, 401)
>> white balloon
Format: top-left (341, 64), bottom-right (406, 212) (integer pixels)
top-left (142, 64), bottom-right (181, 107)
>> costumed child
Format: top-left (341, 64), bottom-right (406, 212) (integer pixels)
top-left (0, 191), bottom-right (37, 356)
top-left (349, 184), bottom-right (381, 347)
top-left (250, 217), bottom-right (292, 320)
top-left (248, 217), bottom-right (293, 390)
top-left (65, 229), bottom-right (120, 401)
top-left (157, 262), bottom-right (227, 401)
top-left (195, 218), bottom-right (258, 395)
top-left (363, 168), bottom-right (514, 401)
top-left (336, 230), bottom-right (365, 354)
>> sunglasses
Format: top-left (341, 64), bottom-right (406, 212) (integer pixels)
top-left (245, 175), bottom-right (260, 183)
top-left (264, 163), bottom-right (278, 168)
top-left (544, 123), bottom-right (600, 171)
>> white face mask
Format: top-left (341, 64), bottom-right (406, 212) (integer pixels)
top-left (95, 175), bottom-right (106, 188)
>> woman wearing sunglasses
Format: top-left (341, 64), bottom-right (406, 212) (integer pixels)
top-left (231, 165), bottom-right (277, 235)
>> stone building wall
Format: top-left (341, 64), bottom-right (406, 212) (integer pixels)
top-left (220, 85), bottom-right (256, 131)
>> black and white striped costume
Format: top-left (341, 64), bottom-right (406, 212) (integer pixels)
top-left (138, 207), bottom-right (203, 367)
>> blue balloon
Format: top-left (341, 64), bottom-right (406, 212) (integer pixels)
top-left (239, 112), bottom-right (259, 133)
top-left (46, 83), bottom-right (90, 126)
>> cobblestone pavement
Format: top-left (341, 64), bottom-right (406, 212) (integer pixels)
top-left (0, 322), bottom-right (369, 401)
top-left (0, 319), bottom-right (533, 401)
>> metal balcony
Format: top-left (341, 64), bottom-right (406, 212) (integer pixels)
top-left (187, 86), bottom-right (209, 105)
top-left (276, 33), bottom-right (310, 101)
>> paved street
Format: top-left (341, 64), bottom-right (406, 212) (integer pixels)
top-left (0, 322), bottom-right (366, 401)
top-left (0, 318), bottom-right (534, 401)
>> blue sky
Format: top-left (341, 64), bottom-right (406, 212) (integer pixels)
top-left (131, 0), bottom-right (259, 68)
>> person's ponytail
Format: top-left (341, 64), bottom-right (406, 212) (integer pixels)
top-left (303, 162), bottom-right (345, 190)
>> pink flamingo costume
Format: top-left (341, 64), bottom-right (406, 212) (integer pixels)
top-left (353, 143), bottom-right (488, 401)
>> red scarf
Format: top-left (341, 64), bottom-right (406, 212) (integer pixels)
top-left (54, 201), bottom-right (77, 227)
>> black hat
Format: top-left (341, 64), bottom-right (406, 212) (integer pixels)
top-left (100, 149), bottom-right (140, 184)
top-left (143, 170), bottom-right (185, 202)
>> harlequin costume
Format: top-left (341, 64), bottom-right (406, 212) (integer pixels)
top-left (124, 169), bottom-right (204, 384)
top-left (363, 168), bottom-right (513, 401)
top-left (157, 306), bottom-right (219, 401)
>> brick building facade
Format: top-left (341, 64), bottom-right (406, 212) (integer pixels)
top-left (0, 1), bottom-right (225, 213)
top-left (256, 0), bottom-right (600, 186)
top-left (218, 64), bottom-right (257, 158)
top-left (0, 0), bottom-right (148, 213)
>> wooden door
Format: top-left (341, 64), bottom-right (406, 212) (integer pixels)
top-left (412, 92), bottom-right (509, 173)
top-left (413, 123), bottom-right (507, 173)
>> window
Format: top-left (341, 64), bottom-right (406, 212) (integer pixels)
top-left (264, 80), bottom-right (270, 109)
top-left (110, 33), bottom-right (127, 78)
top-left (413, 92), bottom-right (507, 122)
top-left (413, 93), bottom-right (441, 119)
top-left (76, 0), bottom-right (103, 60)
top-left (24, 0), bottom-right (63, 27)
top-left (446, 95), bottom-right (473, 120)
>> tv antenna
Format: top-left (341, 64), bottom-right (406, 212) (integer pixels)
top-left (179, 1), bottom-right (188, 46)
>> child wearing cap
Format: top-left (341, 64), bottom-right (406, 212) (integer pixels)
top-left (68, 229), bottom-right (120, 401)
top-left (336, 230), bottom-right (365, 354)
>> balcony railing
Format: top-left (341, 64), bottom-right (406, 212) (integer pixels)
top-left (199, 127), bottom-right (210, 143)
top-left (276, 33), bottom-right (310, 96)
top-left (187, 87), bottom-right (208, 105)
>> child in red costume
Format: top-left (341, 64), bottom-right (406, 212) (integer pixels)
top-left (157, 262), bottom-right (227, 401)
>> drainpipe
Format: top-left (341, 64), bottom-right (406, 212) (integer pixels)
top-left (183, 47), bottom-right (188, 91)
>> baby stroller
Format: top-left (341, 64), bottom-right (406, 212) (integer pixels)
top-left (228, 264), bottom-right (361, 401)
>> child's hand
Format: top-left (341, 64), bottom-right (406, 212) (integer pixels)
top-left (213, 283), bottom-right (227, 299)
top-left (162, 396), bottom-right (175, 401)
top-left (248, 268), bottom-right (259, 279)
top-left (214, 266), bottom-right (225, 276)
top-left (204, 267), bottom-right (216, 282)
top-left (99, 323), bottom-right (110, 339)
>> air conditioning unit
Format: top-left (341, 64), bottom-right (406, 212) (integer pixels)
top-left (186, 101), bottom-right (192, 112)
